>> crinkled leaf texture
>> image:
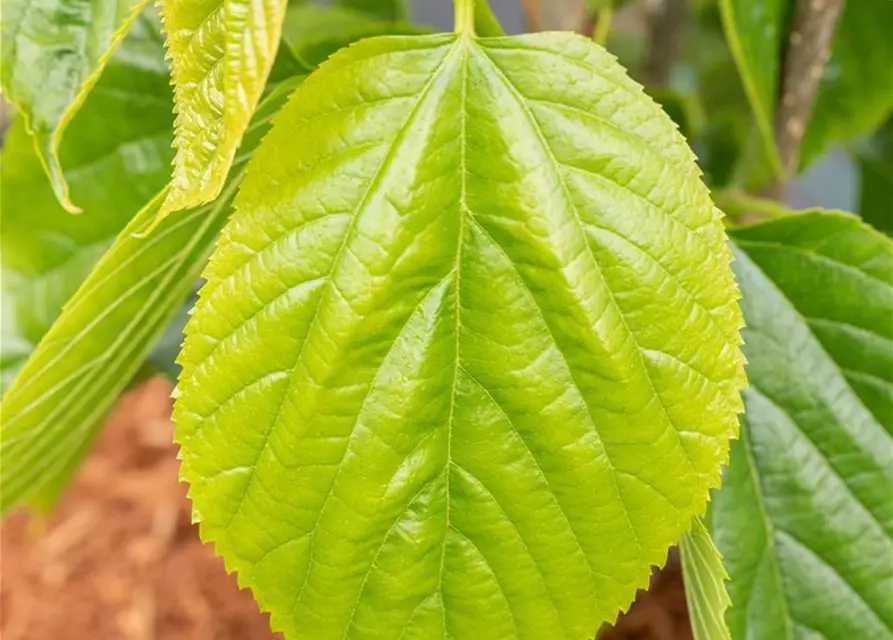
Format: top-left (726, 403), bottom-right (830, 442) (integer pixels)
top-left (712, 211), bottom-right (893, 639)
top-left (0, 72), bottom-right (304, 517)
top-left (0, 0), bottom-right (151, 212)
top-left (158, 0), bottom-right (288, 219)
top-left (680, 518), bottom-right (731, 640)
top-left (176, 32), bottom-right (746, 639)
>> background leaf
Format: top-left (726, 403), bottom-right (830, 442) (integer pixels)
top-left (0, 75), bottom-right (304, 516)
top-left (158, 0), bottom-right (288, 219)
top-left (0, 0), bottom-right (150, 211)
top-left (717, 0), bottom-right (787, 175)
top-left (1, 10), bottom-right (174, 393)
top-left (711, 211), bottom-right (893, 639)
top-left (857, 118), bottom-right (893, 236)
top-left (679, 517), bottom-right (731, 640)
top-left (176, 32), bottom-right (745, 638)
top-left (800, 0), bottom-right (893, 168)
top-left (337, 0), bottom-right (406, 22)
top-left (281, 4), bottom-right (431, 71)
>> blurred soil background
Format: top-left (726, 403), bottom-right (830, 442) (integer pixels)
top-left (1, 378), bottom-right (692, 640)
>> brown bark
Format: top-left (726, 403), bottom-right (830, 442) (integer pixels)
top-left (771, 0), bottom-right (846, 194)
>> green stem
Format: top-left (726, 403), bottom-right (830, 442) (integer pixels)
top-left (594, 0), bottom-right (613, 46)
top-left (454, 0), bottom-right (506, 37)
top-left (454, 0), bottom-right (475, 34)
top-left (713, 189), bottom-right (793, 224)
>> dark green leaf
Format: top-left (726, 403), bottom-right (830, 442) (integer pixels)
top-left (712, 210), bottom-right (893, 639)
top-left (717, 0), bottom-right (788, 175)
top-left (857, 120), bottom-right (893, 236)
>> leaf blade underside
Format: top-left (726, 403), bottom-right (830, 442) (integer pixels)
top-left (712, 211), bottom-right (893, 639)
top-left (176, 32), bottom-right (746, 639)
top-left (679, 517), bottom-right (732, 640)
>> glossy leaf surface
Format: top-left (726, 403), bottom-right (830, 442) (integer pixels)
top-left (176, 32), bottom-right (746, 639)
top-left (158, 0), bottom-right (288, 218)
top-left (680, 518), bottom-right (731, 640)
top-left (1, 11), bottom-right (174, 395)
top-left (0, 76), bottom-right (304, 516)
top-left (712, 211), bottom-right (893, 639)
top-left (0, 0), bottom-right (150, 211)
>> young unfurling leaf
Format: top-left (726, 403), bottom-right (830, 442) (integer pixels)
top-left (157, 0), bottom-right (288, 221)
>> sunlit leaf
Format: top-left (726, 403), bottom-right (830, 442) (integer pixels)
top-left (680, 517), bottom-right (731, 640)
top-left (176, 32), bottom-right (745, 638)
top-left (157, 0), bottom-right (289, 220)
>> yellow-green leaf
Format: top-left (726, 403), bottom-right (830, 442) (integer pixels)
top-left (158, 0), bottom-right (288, 220)
top-left (680, 517), bottom-right (732, 640)
top-left (176, 30), bottom-right (746, 639)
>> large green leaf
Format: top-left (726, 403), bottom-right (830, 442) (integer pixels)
top-left (157, 0), bottom-right (288, 219)
top-left (801, 0), bottom-right (893, 168)
top-left (0, 76), bottom-right (304, 516)
top-left (176, 30), bottom-right (745, 638)
top-left (717, 0), bottom-right (787, 175)
top-left (711, 211), bottom-right (893, 639)
top-left (679, 517), bottom-right (731, 640)
top-left (0, 0), bottom-right (151, 212)
top-left (1, 11), bottom-right (174, 394)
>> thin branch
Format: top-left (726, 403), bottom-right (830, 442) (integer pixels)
top-left (772, 0), bottom-right (845, 189)
top-left (644, 0), bottom-right (690, 86)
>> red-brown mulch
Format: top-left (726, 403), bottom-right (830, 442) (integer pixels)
top-left (1, 378), bottom-right (691, 640)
